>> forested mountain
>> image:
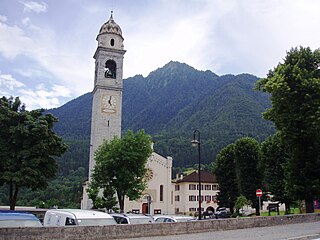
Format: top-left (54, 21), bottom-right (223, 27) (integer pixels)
top-left (0, 61), bottom-right (274, 208)
top-left (51, 61), bottom-right (274, 171)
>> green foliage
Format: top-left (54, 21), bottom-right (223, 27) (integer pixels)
top-left (234, 137), bottom-right (262, 211)
top-left (91, 130), bottom-right (152, 212)
top-left (257, 47), bottom-right (320, 212)
top-left (212, 143), bottom-right (238, 213)
top-left (0, 96), bottom-right (67, 209)
top-left (87, 181), bottom-right (118, 211)
top-left (260, 132), bottom-right (293, 212)
top-left (234, 195), bottom-right (250, 213)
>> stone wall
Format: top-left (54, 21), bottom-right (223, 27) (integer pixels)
top-left (1, 213), bottom-right (319, 240)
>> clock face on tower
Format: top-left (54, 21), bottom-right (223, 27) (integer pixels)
top-left (101, 94), bottom-right (118, 113)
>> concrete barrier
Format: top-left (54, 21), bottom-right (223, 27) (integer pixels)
top-left (0, 213), bottom-right (319, 240)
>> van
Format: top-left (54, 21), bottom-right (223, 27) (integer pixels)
top-left (43, 209), bottom-right (117, 227)
top-left (0, 210), bottom-right (43, 228)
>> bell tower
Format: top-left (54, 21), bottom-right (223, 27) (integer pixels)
top-left (82, 12), bottom-right (126, 209)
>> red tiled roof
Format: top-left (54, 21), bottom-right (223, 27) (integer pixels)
top-left (176, 170), bottom-right (217, 183)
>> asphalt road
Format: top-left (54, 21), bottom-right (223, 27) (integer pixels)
top-left (120, 221), bottom-right (320, 240)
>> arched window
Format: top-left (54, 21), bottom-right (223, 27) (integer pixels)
top-left (160, 185), bottom-right (164, 202)
top-left (110, 38), bottom-right (115, 46)
top-left (105, 60), bottom-right (116, 78)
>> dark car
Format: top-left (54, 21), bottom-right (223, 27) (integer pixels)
top-left (214, 207), bottom-right (231, 219)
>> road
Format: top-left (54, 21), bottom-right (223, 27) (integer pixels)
top-left (120, 221), bottom-right (320, 240)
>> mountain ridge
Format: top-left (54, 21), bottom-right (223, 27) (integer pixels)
top-left (49, 61), bottom-right (274, 171)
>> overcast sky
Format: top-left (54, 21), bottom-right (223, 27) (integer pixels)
top-left (0, 0), bottom-right (319, 110)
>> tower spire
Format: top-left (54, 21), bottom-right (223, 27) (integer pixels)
top-left (110, 10), bottom-right (114, 20)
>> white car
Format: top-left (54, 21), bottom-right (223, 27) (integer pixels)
top-left (43, 209), bottom-right (117, 227)
top-left (153, 215), bottom-right (195, 223)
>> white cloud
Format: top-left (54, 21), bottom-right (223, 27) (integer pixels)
top-left (21, 1), bottom-right (48, 13)
top-left (0, 71), bottom-right (71, 110)
top-left (0, 22), bottom-right (36, 59)
top-left (22, 17), bottom-right (40, 30)
top-left (0, 73), bottom-right (25, 91)
top-left (0, 15), bottom-right (7, 22)
top-left (0, 20), bottom-right (92, 98)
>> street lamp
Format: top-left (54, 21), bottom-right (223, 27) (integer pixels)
top-left (191, 130), bottom-right (202, 220)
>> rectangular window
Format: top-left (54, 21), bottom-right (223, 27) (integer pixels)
top-left (189, 208), bottom-right (196, 212)
top-left (189, 195), bottom-right (196, 201)
top-left (212, 184), bottom-right (219, 190)
top-left (205, 184), bottom-right (211, 190)
top-left (160, 185), bottom-right (164, 201)
top-left (197, 184), bottom-right (204, 190)
top-left (212, 195), bottom-right (218, 202)
top-left (175, 195), bottom-right (180, 202)
top-left (189, 184), bottom-right (196, 190)
top-left (197, 195), bottom-right (204, 201)
top-left (205, 195), bottom-right (211, 201)
top-left (175, 185), bottom-right (180, 191)
top-left (175, 208), bottom-right (179, 214)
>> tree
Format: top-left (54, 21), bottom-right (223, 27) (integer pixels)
top-left (234, 137), bottom-right (262, 215)
top-left (212, 143), bottom-right (239, 213)
top-left (0, 96), bottom-right (67, 210)
top-left (260, 132), bottom-right (293, 213)
top-left (90, 129), bottom-right (152, 213)
top-left (234, 195), bottom-right (250, 214)
top-left (87, 180), bottom-right (118, 211)
top-left (256, 47), bottom-right (320, 213)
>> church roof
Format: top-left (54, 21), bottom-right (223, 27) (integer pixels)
top-left (175, 170), bottom-right (218, 184)
top-left (99, 11), bottom-right (123, 37)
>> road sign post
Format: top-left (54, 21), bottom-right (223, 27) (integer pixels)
top-left (256, 189), bottom-right (263, 214)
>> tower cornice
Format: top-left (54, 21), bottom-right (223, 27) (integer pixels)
top-left (92, 85), bottom-right (123, 94)
top-left (94, 47), bottom-right (126, 59)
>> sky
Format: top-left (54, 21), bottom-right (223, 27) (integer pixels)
top-left (0, 0), bottom-right (319, 110)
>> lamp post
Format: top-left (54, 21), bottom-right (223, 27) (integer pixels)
top-left (191, 130), bottom-right (201, 220)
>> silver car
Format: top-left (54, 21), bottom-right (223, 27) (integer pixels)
top-left (153, 215), bottom-right (195, 223)
top-left (111, 213), bottom-right (154, 224)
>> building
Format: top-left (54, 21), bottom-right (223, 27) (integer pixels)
top-left (82, 11), bottom-right (126, 209)
top-left (81, 13), bottom-right (174, 215)
top-left (124, 149), bottom-right (175, 215)
top-left (173, 170), bottom-right (219, 216)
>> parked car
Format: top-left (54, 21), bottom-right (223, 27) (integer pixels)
top-left (111, 213), bottom-right (154, 224)
top-left (214, 207), bottom-right (231, 219)
top-left (43, 209), bottom-right (117, 227)
top-left (153, 215), bottom-right (195, 223)
top-left (0, 210), bottom-right (43, 228)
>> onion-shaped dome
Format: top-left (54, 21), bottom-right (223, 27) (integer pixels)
top-left (99, 11), bottom-right (123, 38)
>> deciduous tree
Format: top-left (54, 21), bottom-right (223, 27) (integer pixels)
top-left (90, 130), bottom-right (152, 212)
top-left (0, 96), bottom-right (67, 210)
top-left (234, 137), bottom-right (262, 215)
top-left (212, 143), bottom-right (238, 213)
top-left (256, 47), bottom-right (320, 212)
top-left (260, 132), bottom-right (293, 213)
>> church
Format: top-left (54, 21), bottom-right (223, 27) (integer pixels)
top-left (81, 12), bottom-right (175, 215)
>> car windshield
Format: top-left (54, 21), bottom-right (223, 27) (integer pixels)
top-left (77, 218), bottom-right (116, 226)
top-left (130, 217), bottom-right (153, 224)
top-left (0, 220), bottom-right (42, 228)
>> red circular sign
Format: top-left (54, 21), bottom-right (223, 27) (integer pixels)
top-left (256, 189), bottom-right (263, 197)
